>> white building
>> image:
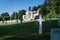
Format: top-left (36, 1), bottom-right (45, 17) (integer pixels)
top-left (23, 9), bottom-right (40, 21)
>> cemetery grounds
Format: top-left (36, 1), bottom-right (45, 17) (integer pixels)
top-left (0, 18), bottom-right (59, 40)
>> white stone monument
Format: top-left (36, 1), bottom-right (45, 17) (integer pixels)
top-left (58, 14), bottom-right (60, 26)
top-left (36, 14), bottom-right (45, 34)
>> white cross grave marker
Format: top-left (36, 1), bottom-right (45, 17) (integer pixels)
top-left (36, 14), bottom-right (45, 34)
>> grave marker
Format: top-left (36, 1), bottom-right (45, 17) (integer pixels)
top-left (58, 14), bottom-right (60, 26)
top-left (51, 28), bottom-right (60, 40)
top-left (36, 14), bottom-right (45, 34)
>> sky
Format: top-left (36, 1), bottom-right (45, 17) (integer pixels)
top-left (0, 0), bottom-right (45, 15)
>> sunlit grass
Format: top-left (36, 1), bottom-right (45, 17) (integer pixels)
top-left (0, 20), bottom-right (35, 26)
top-left (46, 18), bottom-right (58, 20)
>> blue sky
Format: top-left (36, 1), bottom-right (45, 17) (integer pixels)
top-left (0, 0), bottom-right (44, 15)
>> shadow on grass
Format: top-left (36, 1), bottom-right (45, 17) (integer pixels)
top-left (0, 21), bottom-right (39, 40)
top-left (4, 33), bottom-right (50, 40)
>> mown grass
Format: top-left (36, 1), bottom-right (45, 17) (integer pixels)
top-left (0, 21), bottom-right (38, 40)
top-left (0, 20), bottom-right (59, 40)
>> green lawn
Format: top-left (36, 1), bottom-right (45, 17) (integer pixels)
top-left (0, 20), bottom-right (59, 40)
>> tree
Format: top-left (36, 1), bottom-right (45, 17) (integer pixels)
top-left (44, 0), bottom-right (50, 6)
top-left (0, 16), bottom-right (2, 21)
top-left (38, 5), bottom-right (48, 15)
top-left (11, 12), bottom-right (18, 24)
top-left (1, 12), bottom-right (10, 24)
top-left (47, 0), bottom-right (60, 14)
top-left (32, 6), bottom-right (37, 11)
top-left (11, 12), bottom-right (18, 20)
top-left (18, 10), bottom-right (26, 24)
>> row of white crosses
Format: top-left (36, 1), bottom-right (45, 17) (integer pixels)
top-left (36, 14), bottom-right (45, 34)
